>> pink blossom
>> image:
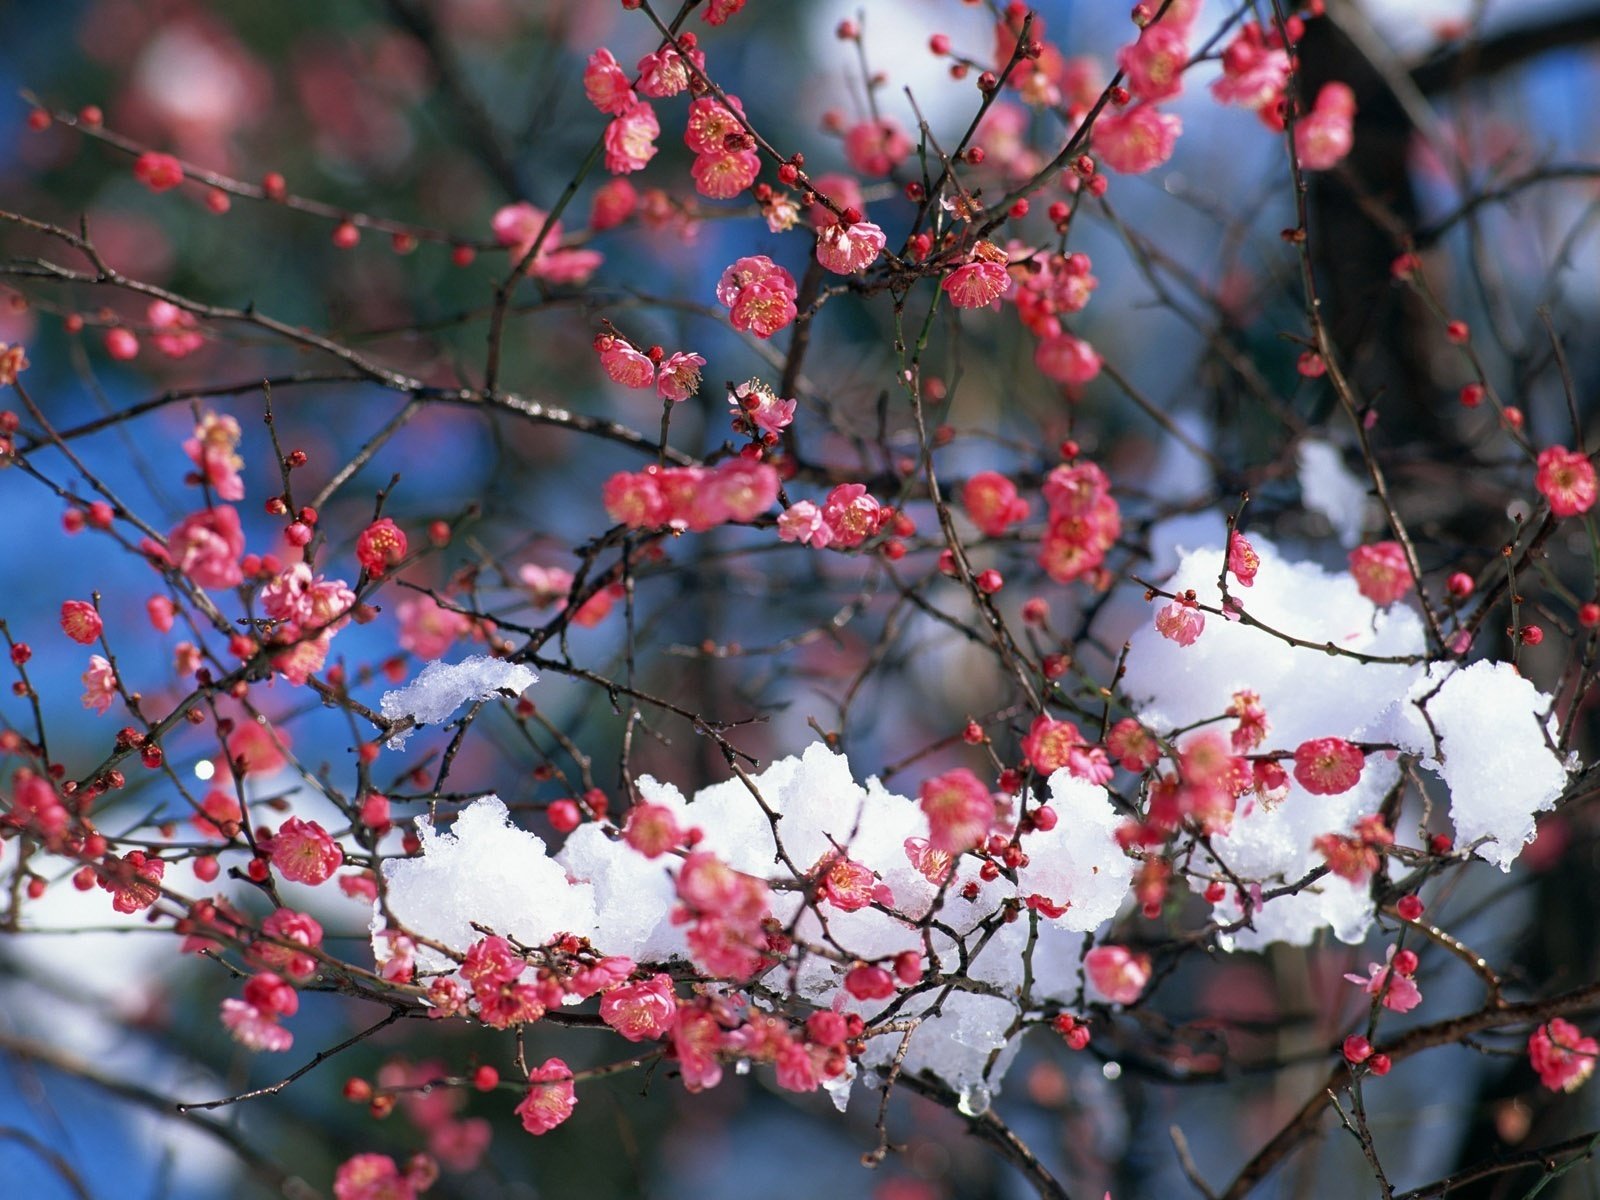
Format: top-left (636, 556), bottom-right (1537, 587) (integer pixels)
top-left (600, 973), bottom-right (678, 1041)
top-left (703, 0), bottom-right (745, 24)
top-left (684, 96), bottom-right (747, 154)
top-left (1345, 952), bottom-right (1422, 1013)
top-left (148, 300), bottom-right (204, 358)
top-left (515, 1058), bottom-right (576, 1135)
top-left (1293, 737), bottom-right (1365, 795)
top-left (183, 411), bottom-right (244, 500)
top-left (692, 149), bottom-right (761, 199)
top-left (254, 907), bottom-right (324, 981)
top-left (671, 1006), bottom-right (724, 1092)
top-left (333, 1154), bottom-right (417, 1200)
top-left (603, 470), bottom-right (667, 528)
top-left (1211, 25), bottom-right (1290, 113)
top-left (133, 151), bottom-right (184, 192)
top-left (97, 849), bottom-right (164, 913)
top-left (843, 118), bottom-right (912, 176)
top-left (1530, 1019), bottom-right (1598, 1092)
top-left (623, 801), bottom-right (685, 857)
top-left (943, 257), bottom-right (1010, 310)
top-left (1348, 541), bottom-right (1412, 607)
top-left (60, 599), bottom-right (102, 645)
top-left (220, 998), bottom-right (293, 1052)
top-left (807, 173), bottom-right (864, 228)
top-left (1085, 945), bottom-right (1151, 1005)
top-left (604, 100), bottom-right (660, 175)
top-left (81, 654), bottom-right (117, 714)
top-left (813, 852), bottom-right (885, 912)
top-left (1022, 715), bottom-right (1084, 774)
top-left (1155, 599), bottom-right (1204, 646)
top-left (778, 500), bottom-right (830, 547)
top-left (717, 255), bottom-right (798, 339)
top-left (490, 202), bottom-right (603, 284)
top-left (1117, 24), bottom-right (1188, 103)
top-left (903, 836), bottom-right (954, 885)
top-left (569, 955), bottom-right (636, 999)
top-left (919, 768), bottom-right (994, 855)
top-left (1034, 331), bottom-right (1103, 384)
top-left (821, 483), bottom-right (884, 548)
top-left (589, 178), bottom-right (638, 231)
top-left (961, 471), bottom-right (1030, 536)
top-left (597, 338), bottom-right (655, 388)
top-left (730, 379), bottom-right (796, 435)
top-left (657, 351), bottom-right (706, 402)
top-left (637, 38), bottom-right (703, 98)
top-left (1094, 105), bottom-right (1182, 174)
top-left (1228, 532), bottom-right (1260, 587)
top-left (269, 816), bottom-right (343, 885)
top-left (1107, 718), bottom-right (1161, 772)
top-left (583, 48), bottom-right (634, 115)
top-left (1535, 446), bottom-right (1598, 517)
top-left (397, 594), bottom-right (471, 659)
top-left (1295, 83), bottom-right (1356, 171)
top-left (167, 505), bottom-right (245, 589)
top-left (355, 517), bottom-right (407, 577)
top-left (709, 458), bottom-right (780, 523)
top-left (1067, 746), bottom-right (1114, 785)
top-left (816, 220), bottom-right (886, 274)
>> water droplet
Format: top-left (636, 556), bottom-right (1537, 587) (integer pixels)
top-left (1102, 1061), bottom-right (1122, 1081)
top-left (957, 1082), bottom-right (991, 1117)
top-left (734, 1058), bottom-right (751, 1076)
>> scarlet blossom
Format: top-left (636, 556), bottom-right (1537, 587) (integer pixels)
top-left (81, 654), bottom-right (117, 714)
top-left (1034, 331), bottom-right (1102, 384)
top-left (148, 300), bottom-right (204, 358)
top-left (604, 100), bottom-right (660, 175)
top-left (97, 850), bottom-right (164, 913)
top-left (597, 338), bottom-right (655, 388)
top-left (1155, 599), bottom-right (1204, 646)
top-left (600, 973), bottom-right (678, 1041)
top-left (844, 964), bottom-right (896, 1001)
top-left (842, 117), bottom-right (912, 176)
top-left (1348, 541), bottom-right (1411, 607)
top-left (8, 769), bottom-right (68, 840)
top-left (1093, 105), bottom-right (1182, 174)
top-left (516, 1058), bottom-right (577, 1134)
top-left (919, 768), bottom-right (995, 855)
top-left (1295, 83), bottom-right (1356, 171)
top-left (105, 328), bottom-right (140, 360)
top-left (1227, 689), bottom-right (1269, 752)
top-left (1345, 951), bottom-right (1422, 1013)
top-left (1314, 831), bottom-right (1382, 883)
top-left (1117, 23), bottom-right (1188, 103)
top-left (191, 788), bottom-right (243, 839)
top-left (1293, 737), bottom-right (1365, 795)
top-left (583, 48), bottom-right (634, 115)
top-left (167, 505), bottom-right (245, 589)
top-left (269, 816), bottom-right (344, 885)
top-left (815, 220), bottom-right (886, 274)
top-left (396, 595), bottom-right (470, 659)
top-left (703, 0), bottom-right (746, 23)
top-left (1529, 1019), bottom-right (1598, 1093)
top-left (657, 351), bottom-right (705, 402)
top-left (184, 411), bottom-right (244, 500)
top-left (1535, 446), bottom-right (1598, 517)
top-left (60, 600), bottom-right (102, 644)
top-left (254, 907), bottom-right (324, 981)
top-left (962, 471), bottom-right (1030, 536)
top-left (623, 801), bottom-right (685, 857)
top-left (1084, 945), bottom-right (1151, 1005)
top-left (1211, 24), bottom-right (1290, 113)
top-left (777, 500), bottom-right (829, 547)
top-left (133, 151), bottom-right (184, 192)
top-left (333, 1153), bottom-right (417, 1200)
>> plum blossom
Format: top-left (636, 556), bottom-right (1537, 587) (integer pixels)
top-left (820, 483), bottom-right (885, 548)
top-left (515, 1058), bottom-right (577, 1134)
top-left (604, 100), bottom-right (660, 175)
top-left (657, 351), bottom-right (705, 402)
top-left (1034, 331), bottom-right (1102, 385)
top-left (1345, 949), bottom-right (1422, 1013)
top-left (843, 118), bottom-right (911, 176)
top-left (942, 243), bottom-right (1011, 309)
top-left (1117, 24), bottom-right (1188, 103)
top-left (148, 300), bottom-right (204, 358)
top-left (778, 500), bottom-right (829, 547)
top-left (1348, 541), bottom-right (1411, 607)
top-left (397, 595), bottom-right (470, 659)
top-left (60, 600), bottom-right (102, 645)
top-left (1293, 737), bottom-right (1366, 795)
top-left (269, 816), bottom-right (344, 885)
top-left (355, 518), bottom-right (407, 577)
top-left (167, 505), bottom-right (245, 589)
top-left (600, 974), bottom-right (678, 1041)
top-left (491, 202), bottom-right (602, 284)
top-left (1228, 531), bottom-right (1260, 587)
top-left (1094, 105), bottom-right (1182, 174)
top-left (81, 655), bottom-right (117, 714)
top-left (1155, 598), bottom-right (1204, 647)
top-left (729, 379), bottom-right (796, 436)
top-left (637, 35), bottom-right (703, 98)
top-left (1295, 83), bottom-right (1356, 171)
top-left (962, 471), bottom-right (1030, 536)
top-left (333, 1154), bottom-right (417, 1200)
top-left (1529, 1019), bottom-right (1598, 1092)
top-left (815, 220), bottom-right (886, 274)
top-left (183, 411), bottom-right (244, 499)
top-left (716, 255), bottom-right (798, 338)
top-left (1535, 446), bottom-right (1597, 517)
top-left (918, 768), bottom-right (994, 854)
top-left (583, 48), bottom-right (634, 115)
top-left (623, 801), bottom-right (685, 857)
top-left (1085, 945), bottom-right (1151, 1005)
top-left (1211, 23), bottom-right (1290, 114)
top-left (596, 337), bottom-right (655, 388)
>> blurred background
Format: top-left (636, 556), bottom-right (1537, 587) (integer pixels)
top-left (3, 0), bottom-right (1600, 1196)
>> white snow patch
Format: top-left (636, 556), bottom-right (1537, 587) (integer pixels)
top-left (379, 656), bottom-right (537, 748)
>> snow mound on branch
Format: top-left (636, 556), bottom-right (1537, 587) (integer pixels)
top-left (1297, 439), bottom-right (1371, 547)
top-left (1121, 537), bottom-right (1571, 946)
top-left (379, 656), bottom-right (538, 748)
top-left (1391, 661), bottom-right (1568, 870)
top-left (376, 796), bottom-right (596, 975)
